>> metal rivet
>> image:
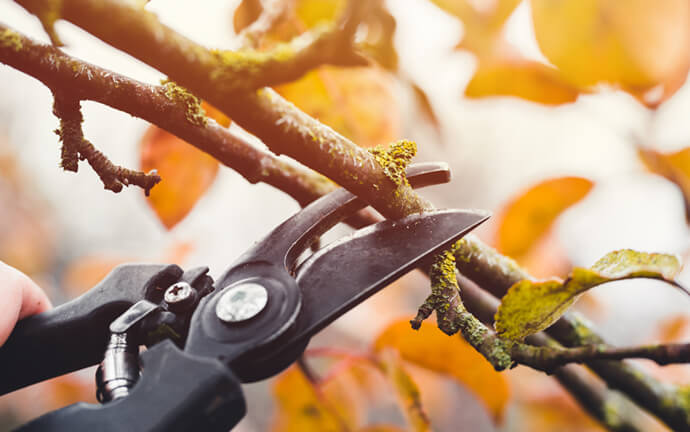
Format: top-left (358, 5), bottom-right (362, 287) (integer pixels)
top-left (164, 282), bottom-right (193, 305)
top-left (216, 283), bottom-right (268, 323)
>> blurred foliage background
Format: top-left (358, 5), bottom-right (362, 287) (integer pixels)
top-left (3, 0), bottom-right (690, 430)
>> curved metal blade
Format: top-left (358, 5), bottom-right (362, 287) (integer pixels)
top-left (220, 163), bottom-right (451, 279)
top-left (290, 209), bottom-right (489, 346)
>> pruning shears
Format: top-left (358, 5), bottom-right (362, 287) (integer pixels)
top-left (0, 163), bottom-right (488, 431)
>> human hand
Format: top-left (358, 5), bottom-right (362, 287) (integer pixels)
top-left (0, 261), bottom-right (52, 346)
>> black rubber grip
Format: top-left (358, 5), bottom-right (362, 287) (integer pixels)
top-left (0, 264), bottom-right (182, 395)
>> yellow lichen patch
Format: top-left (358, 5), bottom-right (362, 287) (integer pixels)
top-left (495, 249), bottom-right (683, 341)
top-left (0, 28), bottom-right (22, 51)
top-left (369, 140), bottom-right (417, 186)
top-left (160, 79), bottom-right (207, 127)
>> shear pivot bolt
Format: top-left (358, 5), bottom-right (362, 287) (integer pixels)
top-left (216, 283), bottom-right (268, 323)
top-left (164, 282), bottom-right (195, 311)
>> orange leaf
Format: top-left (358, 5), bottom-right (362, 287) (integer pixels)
top-left (271, 364), bottom-right (357, 432)
top-left (494, 176), bottom-right (593, 260)
top-left (373, 319), bottom-right (510, 422)
top-left (466, 60), bottom-right (581, 105)
top-left (139, 126), bottom-right (219, 229)
top-left (531, 0), bottom-right (690, 106)
top-left (376, 349), bottom-right (431, 432)
top-left (240, 0), bottom-right (400, 148)
top-left (61, 255), bottom-right (128, 298)
top-left (232, 0), bottom-right (263, 33)
top-left (201, 101), bottom-right (231, 128)
top-left (357, 426), bottom-right (406, 432)
top-left (276, 67), bottom-right (399, 148)
top-left (46, 374), bottom-right (95, 408)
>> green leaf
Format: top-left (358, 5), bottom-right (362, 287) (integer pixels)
top-left (495, 249), bottom-right (684, 341)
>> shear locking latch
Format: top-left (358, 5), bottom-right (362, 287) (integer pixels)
top-left (96, 300), bottom-right (160, 403)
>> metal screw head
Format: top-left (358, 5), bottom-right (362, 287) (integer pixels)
top-left (216, 283), bottom-right (268, 323)
top-left (164, 282), bottom-right (193, 305)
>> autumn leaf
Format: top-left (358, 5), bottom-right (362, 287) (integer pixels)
top-left (374, 319), bottom-right (510, 422)
top-left (531, 0), bottom-right (690, 106)
top-left (639, 147), bottom-right (690, 222)
top-left (375, 349), bottom-right (431, 432)
top-left (276, 67), bottom-right (399, 148)
top-left (61, 255), bottom-right (128, 297)
top-left (357, 426), bottom-right (406, 432)
top-left (233, 0), bottom-right (263, 33)
top-left (411, 83), bottom-right (441, 134)
top-left (657, 315), bottom-right (690, 344)
top-left (495, 249), bottom-right (684, 341)
top-left (201, 101), bottom-right (231, 128)
top-left (466, 60), bottom-right (581, 105)
top-left (272, 364), bottom-right (354, 432)
top-left (47, 375), bottom-right (95, 408)
top-left (232, 0), bottom-right (400, 147)
top-left (495, 176), bottom-right (593, 261)
top-left (139, 126), bottom-right (219, 229)
top-left (430, 0), bottom-right (521, 57)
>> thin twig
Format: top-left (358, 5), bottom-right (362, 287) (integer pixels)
top-left (52, 91), bottom-right (160, 194)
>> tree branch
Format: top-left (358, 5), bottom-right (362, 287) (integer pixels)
top-left (458, 273), bottom-right (651, 432)
top-left (0, 24), bottom-right (343, 205)
top-left (51, 90), bottom-right (160, 194)
top-left (453, 236), bottom-right (690, 431)
top-left (13, 0), bottom-right (433, 220)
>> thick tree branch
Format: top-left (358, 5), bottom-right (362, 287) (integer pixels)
top-left (17, 0), bottom-right (367, 92)
top-left (13, 0), bottom-right (433, 219)
top-left (0, 24), bottom-right (342, 207)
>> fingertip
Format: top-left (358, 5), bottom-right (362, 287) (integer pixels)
top-left (0, 261), bottom-right (51, 320)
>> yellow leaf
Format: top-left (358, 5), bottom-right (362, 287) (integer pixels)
top-left (466, 60), bottom-right (581, 105)
top-left (531, 0), bottom-right (690, 106)
top-left (295, 0), bottom-right (346, 29)
top-left (373, 319), bottom-right (510, 422)
top-left (376, 349), bottom-right (431, 432)
top-left (430, 0), bottom-right (521, 56)
top-left (233, 0), bottom-right (344, 42)
top-left (139, 126), bottom-right (219, 229)
top-left (357, 426), bottom-right (406, 432)
top-left (639, 147), bottom-right (690, 221)
top-left (495, 249), bottom-right (683, 341)
top-left (272, 366), bottom-right (346, 432)
top-left (271, 363), bottom-right (359, 432)
top-left (276, 67), bottom-right (399, 147)
top-left (495, 177), bottom-right (593, 259)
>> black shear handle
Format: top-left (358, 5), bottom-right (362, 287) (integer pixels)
top-left (0, 264), bottom-right (182, 396)
top-left (16, 341), bottom-right (246, 432)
